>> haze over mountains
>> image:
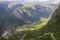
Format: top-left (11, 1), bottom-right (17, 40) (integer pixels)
top-left (0, 0), bottom-right (59, 4)
top-left (0, 1), bottom-right (58, 38)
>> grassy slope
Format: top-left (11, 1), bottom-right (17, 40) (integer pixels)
top-left (0, 18), bottom-right (49, 40)
top-left (6, 18), bottom-right (50, 40)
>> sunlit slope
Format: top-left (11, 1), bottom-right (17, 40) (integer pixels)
top-left (6, 18), bottom-right (50, 40)
top-left (16, 18), bottom-right (50, 31)
top-left (1, 18), bottom-right (49, 39)
top-left (0, 18), bottom-right (50, 40)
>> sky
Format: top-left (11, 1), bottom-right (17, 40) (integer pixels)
top-left (0, 0), bottom-right (59, 4)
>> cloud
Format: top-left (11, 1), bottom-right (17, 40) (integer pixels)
top-left (0, 0), bottom-right (50, 2)
top-left (0, 0), bottom-right (22, 1)
top-left (26, 0), bottom-right (49, 2)
top-left (48, 0), bottom-right (59, 4)
top-left (0, 0), bottom-right (59, 4)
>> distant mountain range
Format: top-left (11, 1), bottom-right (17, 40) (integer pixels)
top-left (0, 2), bottom-right (58, 36)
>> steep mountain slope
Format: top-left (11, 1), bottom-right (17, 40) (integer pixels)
top-left (47, 4), bottom-right (60, 40)
top-left (7, 4), bottom-right (60, 40)
top-left (0, 2), bottom-right (57, 38)
top-left (40, 4), bottom-right (60, 40)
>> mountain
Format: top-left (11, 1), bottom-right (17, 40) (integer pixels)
top-left (0, 2), bottom-right (58, 37)
top-left (5, 4), bottom-right (60, 40)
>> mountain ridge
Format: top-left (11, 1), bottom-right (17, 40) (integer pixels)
top-left (0, 2), bottom-right (58, 38)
